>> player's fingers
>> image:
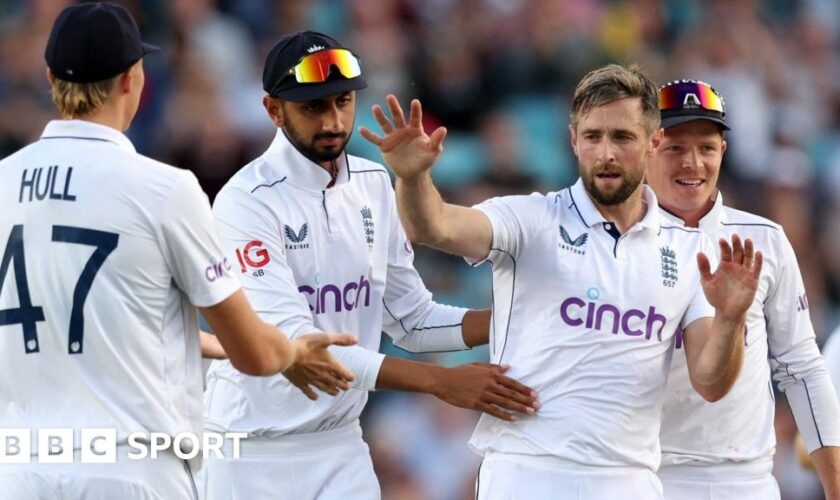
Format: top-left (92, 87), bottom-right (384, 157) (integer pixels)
top-left (476, 402), bottom-right (516, 422)
top-left (719, 238), bottom-right (733, 262)
top-left (371, 104), bottom-right (393, 134)
top-left (322, 357), bottom-right (355, 383)
top-left (753, 251), bottom-right (764, 279)
top-left (488, 385), bottom-right (538, 412)
top-left (295, 383), bottom-right (319, 401)
top-left (321, 333), bottom-right (358, 347)
top-left (744, 237), bottom-right (755, 265)
top-left (730, 234), bottom-right (744, 264)
top-left (496, 375), bottom-right (539, 400)
top-left (358, 127), bottom-right (383, 146)
top-left (386, 94), bottom-right (407, 128)
top-left (484, 392), bottom-right (536, 416)
top-left (696, 252), bottom-right (713, 281)
top-left (409, 99), bottom-right (423, 129)
top-left (310, 377), bottom-right (340, 396)
top-left (429, 126), bottom-right (447, 152)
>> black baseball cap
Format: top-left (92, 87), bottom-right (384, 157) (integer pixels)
top-left (263, 31), bottom-right (367, 102)
top-left (45, 2), bottom-right (159, 84)
top-left (659, 80), bottom-right (730, 131)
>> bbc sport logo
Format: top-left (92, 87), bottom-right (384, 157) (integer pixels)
top-left (0, 428), bottom-right (246, 463)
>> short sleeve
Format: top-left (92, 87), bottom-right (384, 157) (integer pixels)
top-left (469, 193), bottom-right (544, 265)
top-left (157, 172), bottom-right (240, 307)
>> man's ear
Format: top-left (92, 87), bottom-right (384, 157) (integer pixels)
top-left (119, 65), bottom-right (135, 94)
top-left (46, 68), bottom-right (55, 86)
top-left (263, 96), bottom-right (285, 128)
top-left (649, 128), bottom-right (664, 152)
top-left (569, 123), bottom-right (579, 157)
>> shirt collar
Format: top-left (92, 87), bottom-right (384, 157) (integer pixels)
top-left (263, 128), bottom-right (351, 191)
top-left (658, 192), bottom-right (725, 232)
top-left (40, 120), bottom-right (136, 153)
top-left (568, 177), bottom-right (661, 232)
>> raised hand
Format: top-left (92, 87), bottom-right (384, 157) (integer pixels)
top-left (283, 332), bottom-right (358, 400)
top-left (697, 234), bottom-right (763, 320)
top-left (359, 95), bottom-right (447, 180)
top-left (433, 363), bottom-right (540, 422)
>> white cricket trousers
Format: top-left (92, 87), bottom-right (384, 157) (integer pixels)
top-left (659, 460), bottom-right (780, 500)
top-left (475, 452), bottom-right (665, 500)
top-left (0, 446), bottom-right (198, 499)
top-left (199, 422), bottom-right (380, 500)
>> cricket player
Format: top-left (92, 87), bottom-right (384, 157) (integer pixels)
top-left (0, 5), bottom-right (356, 499)
top-left (649, 79), bottom-right (840, 500)
top-left (361, 64), bottom-right (764, 499)
top-left (202, 31), bottom-right (539, 499)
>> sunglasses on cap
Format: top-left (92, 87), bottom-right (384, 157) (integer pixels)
top-left (659, 80), bottom-right (725, 114)
top-left (287, 48), bottom-right (362, 84)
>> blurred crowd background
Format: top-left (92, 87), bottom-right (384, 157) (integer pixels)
top-left (2, 0), bottom-right (840, 498)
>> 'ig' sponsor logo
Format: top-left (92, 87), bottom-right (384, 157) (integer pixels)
top-left (235, 240), bottom-right (270, 277)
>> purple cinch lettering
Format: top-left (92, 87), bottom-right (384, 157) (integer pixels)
top-left (645, 307), bottom-right (667, 341)
top-left (560, 297), bottom-right (585, 326)
top-left (622, 309), bottom-right (645, 336)
top-left (343, 282), bottom-right (358, 311)
top-left (298, 285), bottom-right (316, 312)
top-left (320, 284), bottom-right (342, 313)
top-left (594, 304), bottom-right (620, 334)
top-left (355, 275), bottom-right (371, 308)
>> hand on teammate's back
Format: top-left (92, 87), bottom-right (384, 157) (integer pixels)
top-left (283, 333), bottom-right (359, 400)
top-left (433, 363), bottom-right (540, 422)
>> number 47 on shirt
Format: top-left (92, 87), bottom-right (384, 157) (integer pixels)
top-left (0, 224), bottom-right (118, 354)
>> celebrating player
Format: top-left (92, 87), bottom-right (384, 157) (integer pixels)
top-left (0, 5), bottom-right (356, 499)
top-left (649, 79), bottom-right (840, 500)
top-left (361, 64), bottom-right (762, 499)
top-left (201, 31), bottom-right (539, 499)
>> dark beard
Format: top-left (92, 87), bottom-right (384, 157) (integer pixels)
top-left (583, 165), bottom-right (644, 205)
top-left (283, 119), bottom-right (350, 163)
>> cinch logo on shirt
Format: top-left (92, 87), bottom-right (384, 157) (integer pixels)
top-left (298, 275), bottom-right (371, 315)
top-left (559, 296), bottom-right (667, 341)
top-left (205, 258), bottom-right (232, 282)
top-left (284, 223), bottom-right (310, 250)
top-left (796, 292), bottom-right (809, 312)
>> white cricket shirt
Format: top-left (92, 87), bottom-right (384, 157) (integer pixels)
top-left (0, 120), bottom-right (240, 446)
top-left (823, 327), bottom-right (840, 401)
top-left (204, 130), bottom-right (468, 436)
top-left (467, 178), bottom-right (715, 471)
top-left (659, 195), bottom-right (840, 470)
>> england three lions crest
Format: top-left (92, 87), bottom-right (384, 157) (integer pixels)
top-left (361, 206), bottom-right (374, 252)
top-left (660, 246), bottom-right (678, 287)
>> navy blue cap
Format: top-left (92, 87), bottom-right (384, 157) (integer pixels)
top-left (45, 2), bottom-right (159, 84)
top-left (263, 31), bottom-right (367, 102)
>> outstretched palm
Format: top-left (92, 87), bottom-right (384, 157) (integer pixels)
top-left (359, 95), bottom-right (447, 179)
top-left (698, 234), bottom-right (763, 320)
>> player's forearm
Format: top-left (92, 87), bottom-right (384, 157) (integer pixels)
top-left (811, 446), bottom-right (840, 500)
top-left (395, 171), bottom-right (449, 246)
top-left (462, 309), bottom-right (491, 348)
top-left (200, 331), bottom-right (227, 359)
top-left (375, 356), bottom-right (446, 394)
top-left (690, 313), bottom-right (745, 401)
top-left (201, 290), bottom-right (296, 376)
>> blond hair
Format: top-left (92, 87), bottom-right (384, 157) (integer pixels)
top-left (570, 64), bottom-right (660, 134)
top-left (50, 75), bottom-right (118, 119)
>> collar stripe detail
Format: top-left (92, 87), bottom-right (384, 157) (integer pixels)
top-left (250, 176), bottom-right (288, 194)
